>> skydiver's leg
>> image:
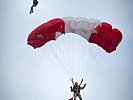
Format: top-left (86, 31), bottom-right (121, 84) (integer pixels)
top-left (29, 5), bottom-right (34, 14)
top-left (78, 93), bottom-right (82, 100)
top-left (73, 93), bottom-right (77, 100)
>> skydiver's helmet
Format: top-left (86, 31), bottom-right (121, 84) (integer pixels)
top-left (75, 82), bottom-right (78, 86)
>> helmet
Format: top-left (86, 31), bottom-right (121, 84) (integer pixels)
top-left (75, 82), bottom-right (78, 86)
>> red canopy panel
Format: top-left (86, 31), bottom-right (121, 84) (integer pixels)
top-left (89, 22), bottom-right (122, 53)
top-left (27, 18), bottom-right (65, 49)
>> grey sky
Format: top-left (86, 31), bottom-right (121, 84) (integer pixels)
top-left (0, 0), bottom-right (133, 100)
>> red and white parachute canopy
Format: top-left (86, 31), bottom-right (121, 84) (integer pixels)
top-left (27, 17), bottom-right (122, 53)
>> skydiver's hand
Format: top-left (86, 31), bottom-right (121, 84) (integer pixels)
top-left (72, 78), bottom-right (73, 81)
top-left (70, 86), bottom-right (73, 90)
top-left (80, 78), bottom-right (83, 83)
top-left (70, 78), bottom-right (73, 82)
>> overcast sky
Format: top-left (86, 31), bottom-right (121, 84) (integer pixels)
top-left (0, 0), bottom-right (133, 100)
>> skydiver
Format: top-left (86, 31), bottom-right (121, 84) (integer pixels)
top-left (29, 0), bottom-right (38, 14)
top-left (70, 78), bottom-right (86, 100)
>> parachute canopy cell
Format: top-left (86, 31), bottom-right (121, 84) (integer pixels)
top-left (27, 17), bottom-right (122, 53)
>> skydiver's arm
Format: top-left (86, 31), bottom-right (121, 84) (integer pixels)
top-left (70, 78), bottom-right (74, 85)
top-left (79, 78), bottom-right (83, 86)
top-left (80, 84), bottom-right (86, 90)
top-left (70, 86), bottom-right (73, 92)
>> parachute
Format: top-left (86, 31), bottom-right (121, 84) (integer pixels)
top-left (27, 17), bottom-right (122, 53)
top-left (27, 17), bottom-right (123, 79)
